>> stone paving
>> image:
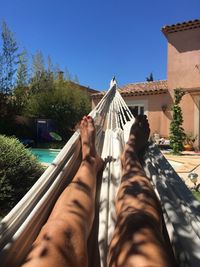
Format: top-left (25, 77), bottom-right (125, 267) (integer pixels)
top-left (164, 152), bottom-right (200, 188)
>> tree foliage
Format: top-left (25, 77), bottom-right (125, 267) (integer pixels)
top-left (31, 50), bottom-right (45, 76)
top-left (0, 21), bottom-right (18, 127)
top-left (12, 49), bottom-right (29, 114)
top-left (170, 89), bottom-right (185, 154)
top-left (0, 21), bottom-right (18, 94)
top-left (146, 72), bottom-right (154, 82)
top-left (16, 49), bottom-right (28, 87)
top-left (0, 21), bottom-right (88, 142)
top-left (0, 135), bottom-right (43, 216)
top-left (29, 51), bottom-right (54, 94)
top-left (25, 82), bottom-right (90, 139)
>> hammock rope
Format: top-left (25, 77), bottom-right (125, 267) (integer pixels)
top-left (0, 79), bottom-right (200, 267)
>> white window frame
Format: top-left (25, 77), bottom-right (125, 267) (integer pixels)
top-left (125, 99), bottom-right (148, 116)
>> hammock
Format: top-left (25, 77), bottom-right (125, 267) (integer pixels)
top-left (0, 79), bottom-right (200, 267)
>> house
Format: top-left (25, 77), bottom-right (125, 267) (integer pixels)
top-left (162, 19), bottom-right (200, 147)
top-left (91, 19), bottom-right (200, 147)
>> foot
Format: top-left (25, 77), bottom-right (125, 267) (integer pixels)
top-left (121, 115), bottom-right (150, 166)
top-left (80, 116), bottom-right (103, 171)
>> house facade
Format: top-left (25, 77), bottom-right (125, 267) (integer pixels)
top-left (91, 19), bottom-right (200, 147)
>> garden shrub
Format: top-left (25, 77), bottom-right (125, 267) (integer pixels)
top-left (0, 135), bottom-right (43, 216)
top-left (170, 88), bottom-right (185, 154)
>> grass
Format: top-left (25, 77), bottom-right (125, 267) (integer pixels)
top-left (192, 191), bottom-right (200, 202)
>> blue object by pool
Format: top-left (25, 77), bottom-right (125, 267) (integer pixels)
top-left (49, 132), bottom-right (62, 141)
top-left (30, 149), bottom-right (60, 164)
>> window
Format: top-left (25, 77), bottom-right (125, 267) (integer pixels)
top-left (128, 105), bottom-right (144, 117)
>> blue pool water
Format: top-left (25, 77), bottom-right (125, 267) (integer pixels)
top-left (30, 149), bottom-right (60, 164)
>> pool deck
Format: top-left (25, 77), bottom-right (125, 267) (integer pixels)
top-left (163, 151), bottom-right (200, 188)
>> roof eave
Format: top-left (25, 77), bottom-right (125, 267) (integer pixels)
top-left (120, 89), bottom-right (168, 97)
top-left (162, 19), bottom-right (200, 37)
top-left (91, 89), bottom-right (168, 99)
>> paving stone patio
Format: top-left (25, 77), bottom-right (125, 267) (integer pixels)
top-left (164, 152), bottom-right (200, 188)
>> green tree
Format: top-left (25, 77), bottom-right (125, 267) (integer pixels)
top-left (16, 49), bottom-right (28, 87)
top-left (47, 55), bottom-right (53, 74)
top-left (53, 63), bottom-right (61, 80)
top-left (25, 82), bottom-right (90, 140)
top-left (0, 54), bottom-right (3, 91)
top-left (0, 54), bottom-right (5, 113)
top-left (146, 72), bottom-right (154, 82)
top-left (30, 51), bottom-right (45, 93)
top-left (0, 21), bottom-right (18, 94)
top-left (31, 50), bottom-right (45, 76)
top-left (30, 70), bottom-right (54, 95)
top-left (170, 88), bottom-right (185, 154)
top-left (73, 74), bottom-right (79, 84)
top-left (30, 51), bottom-right (54, 94)
top-left (65, 68), bottom-right (71, 81)
top-left (13, 49), bottom-right (29, 114)
top-left (0, 21), bottom-right (18, 127)
top-left (46, 56), bottom-right (55, 83)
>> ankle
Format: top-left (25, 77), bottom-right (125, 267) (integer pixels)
top-left (81, 155), bottom-right (98, 170)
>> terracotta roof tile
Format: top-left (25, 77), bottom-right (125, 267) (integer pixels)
top-left (92, 80), bottom-right (168, 99)
top-left (162, 19), bottom-right (200, 37)
top-left (119, 80), bottom-right (168, 95)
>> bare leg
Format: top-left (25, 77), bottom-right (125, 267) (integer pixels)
top-left (21, 116), bottom-right (103, 267)
top-left (108, 115), bottom-right (177, 267)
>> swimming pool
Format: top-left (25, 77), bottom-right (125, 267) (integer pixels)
top-left (30, 149), bottom-right (60, 164)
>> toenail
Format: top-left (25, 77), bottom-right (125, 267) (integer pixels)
top-left (87, 116), bottom-right (92, 119)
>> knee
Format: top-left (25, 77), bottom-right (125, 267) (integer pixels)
top-left (37, 220), bottom-right (87, 265)
top-left (40, 220), bottom-right (76, 247)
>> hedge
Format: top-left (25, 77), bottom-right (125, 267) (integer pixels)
top-left (0, 135), bottom-right (43, 216)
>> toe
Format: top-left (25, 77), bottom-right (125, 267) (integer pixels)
top-left (80, 117), bottom-right (88, 134)
top-left (87, 116), bottom-right (95, 130)
top-left (87, 116), bottom-right (93, 123)
top-left (80, 119), bottom-right (84, 129)
top-left (83, 116), bottom-right (88, 127)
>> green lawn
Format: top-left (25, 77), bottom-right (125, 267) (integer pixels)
top-left (192, 191), bottom-right (200, 202)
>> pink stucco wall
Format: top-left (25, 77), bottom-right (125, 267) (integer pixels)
top-left (123, 94), bottom-right (172, 137)
top-left (166, 27), bottom-right (200, 146)
top-left (167, 28), bottom-right (200, 90)
top-left (180, 93), bottom-right (194, 134)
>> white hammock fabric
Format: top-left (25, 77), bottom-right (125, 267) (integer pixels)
top-left (0, 80), bottom-right (200, 267)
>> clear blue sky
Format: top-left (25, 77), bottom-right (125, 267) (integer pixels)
top-left (0, 0), bottom-right (199, 90)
